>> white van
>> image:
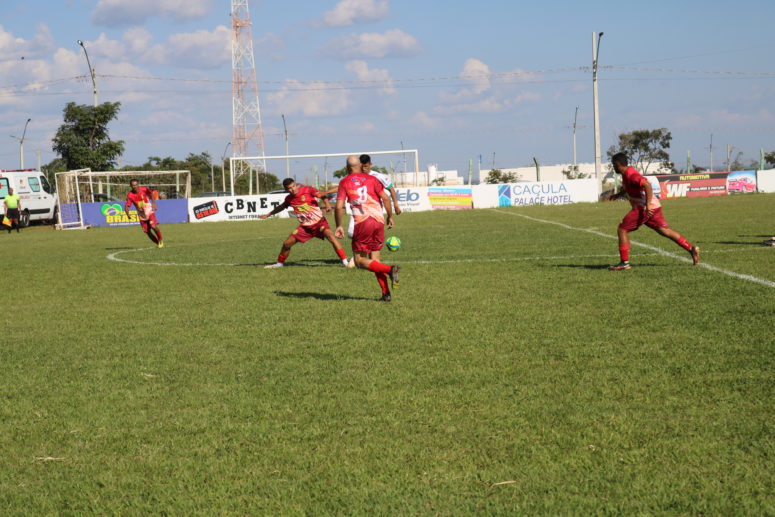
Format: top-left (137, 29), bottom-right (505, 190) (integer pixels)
top-left (0, 169), bottom-right (57, 226)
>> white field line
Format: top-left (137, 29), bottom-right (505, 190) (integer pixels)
top-left (107, 243), bottom-right (770, 271)
top-left (492, 208), bottom-right (775, 289)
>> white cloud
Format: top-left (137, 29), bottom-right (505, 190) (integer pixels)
top-left (345, 60), bottom-right (395, 95)
top-left (87, 33), bottom-right (127, 61)
top-left (322, 29), bottom-right (420, 59)
top-left (267, 80), bottom-right (351, 117)
top-left (92, 0), bottom-right (213, 27)
top-left (0, 23), bottom-right (55, 61)
top-left (123, 27), bottom-right (154, 54)
top-left (438, 58), bottom-right (491, 103)
top-left (255, 33), bottom-right (285, 61)
top-left (411, 111), bottom-right (442, 129)
top-left (318, 0), bottom-right (389, 27)
top-left (142, 25), bottom-right (230, 69)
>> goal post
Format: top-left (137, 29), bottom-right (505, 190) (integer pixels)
top-left (54, 169), bottom-right (191, 230)
top-left (230, 149), bottom-right (420, 194)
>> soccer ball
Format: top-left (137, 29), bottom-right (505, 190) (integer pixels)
top-left (386, 235), bottom-right (401, 251)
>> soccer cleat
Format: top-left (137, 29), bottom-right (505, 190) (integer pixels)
top-left (380, 293), bottom-right (391, 302)
top-left (690, 245), bottom-right (700, 265)
top-left (608, 261), bottom-right (632, 271)
top-left (389, 265), bottom-right (400, 288)
top-left (157, 241), bottom-right (165, 248)
top-left (264, 263), bottom-right (284, 269)
top-left (762, 239), bottom-right (775, 247)
top-left (347, 257), bottom-right (356, 268)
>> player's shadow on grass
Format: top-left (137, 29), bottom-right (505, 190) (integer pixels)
top-left (712, 240), bottom-right (767, 246)
top-left (274, 291), bottom-right (373, 301)
top-left (104, 246), bottom-right (136, 250)
top-left (554, 263), bottom-right (659, 269)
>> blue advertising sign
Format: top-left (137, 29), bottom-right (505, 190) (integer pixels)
top-left (80, 199), bottom-right (189, 227)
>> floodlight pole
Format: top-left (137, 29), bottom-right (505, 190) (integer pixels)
top-left (282, 114), bottom-right (289, 178)
top-left (220, 142), bottom-right (231, 192)
top-left (77, 40), bottom-right (98, 107)
top-left (11, 118), bottom-right (31, 169)
top-left (572, 106), bottom-right (579, 172)
top-left (592, 32), bottom-right (604, 184)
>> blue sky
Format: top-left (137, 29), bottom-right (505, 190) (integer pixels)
top-left (1, 0), bottom-right (774, 179)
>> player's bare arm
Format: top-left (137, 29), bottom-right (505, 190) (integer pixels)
top-left (318, 193), bottom-right (332, 213)
top-left (259, 200), bottom-right (289, 219)
top-left (380, 190), bottom-right (394, 229)
top-left (642, 180), bottom-right (654, 217)
top-left (334, 197), bottom-right (345, 238)
top-left (389, 187), bottom-right (402, 215)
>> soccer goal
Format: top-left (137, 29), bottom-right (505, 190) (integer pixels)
top-left (229, 149), bottom-right (420, 194)
top-left (54, 169), bottom-right (191, 230)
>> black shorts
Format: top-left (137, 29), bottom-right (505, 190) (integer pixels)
top-left (5, 208), bottom-right (19, 219)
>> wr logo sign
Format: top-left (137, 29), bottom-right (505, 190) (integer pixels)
top-left (665, 183), bottom-right (689, 198)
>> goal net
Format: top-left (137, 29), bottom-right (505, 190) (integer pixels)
top-left (54, 169), bottom-right (191, 229)
top-left (229, 149), bottom-right (420, 194)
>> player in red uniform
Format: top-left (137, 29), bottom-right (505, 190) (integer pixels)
top-left (608, 153), bottom-right (699, 270)
top-left (260, 178), bottom-right (351, 268)
top-left (335, 155), bottom-right (399, 301)
top-left (125, 179), bottom-right (164, 248)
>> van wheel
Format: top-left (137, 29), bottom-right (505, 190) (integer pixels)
top-left (20, 210), bottom-right (30, 228)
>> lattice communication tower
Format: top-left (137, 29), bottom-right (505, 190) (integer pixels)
top-left (231, 0), bottom-right (266, 184)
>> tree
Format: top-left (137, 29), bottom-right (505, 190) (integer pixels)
top-left (52, 102), bottom-right (125, 171)
top-left (561, 165), bottom-right (589, 179)
top-left (606, 128), bottom-right (672, 174)
top-left (764, 151), bottom-right (775, 168)
top-left (484, 169), bottom-right (519, 184)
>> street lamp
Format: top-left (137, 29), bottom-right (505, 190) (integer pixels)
top-left (572, 106), bottom-right (579, 173)
top-left (77, 39), bottom-right (98, 107)
top-left (592, 31), bottom-right (604, 183)
top-left (281, 114), bottom-right (289, 178)
top-left (220, 142), bottom-right (231, 192)
top-left (10, 118), bottom-right (31, 169)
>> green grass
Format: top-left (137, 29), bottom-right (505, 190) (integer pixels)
top-left (0, 194), bottom-right (773, 515)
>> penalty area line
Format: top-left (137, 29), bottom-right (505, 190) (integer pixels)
top-left (492, 208), bottom-right (775, 289)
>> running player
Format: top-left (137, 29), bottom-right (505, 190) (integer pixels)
top-left (608, 152), bottom-right (699, 270)
top-left (335, 155), bottom-right (399, 301)
top-left (125, 179), bottom-right (164, 248)
top-left (260, 178), bottom-right (351, 269)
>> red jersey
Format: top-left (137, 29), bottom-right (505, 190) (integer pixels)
top-left (285, 185), bottom-right (325, 227)
top-left (337, 173), bottom-right (385, 225)
top-left (126, 187), bottom-right (155, 220)
top-left (621, 166), bottom-right (661, 210)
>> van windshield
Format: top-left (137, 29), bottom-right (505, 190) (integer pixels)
top-left (0, 178), bottom-right (8, 198)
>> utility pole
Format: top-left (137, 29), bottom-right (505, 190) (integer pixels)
top-left (282, 114), bottom-right (289, 178)
top-left (77, 40), bottom-right (98, 107)
top-left (726, 144), bottom-right (732, 171)
top-left (220, 142), bottom-right (231, 192)
top-left (10, 118), bottom-right (31, 169)
top-left (592, 32), bottom-right (604, 183)
top-left (36, 149), bottom-right (41, 171)
top-left (572, 105), bottom-right (579, 173)
top-left (492, 152), bottom-right (496, 170)
top-left (533, 157), bottom-right (541, 182)
top-left (687, 150), bottom-right (691, 174)
top-left (709, 134), bottom-right (714, 173)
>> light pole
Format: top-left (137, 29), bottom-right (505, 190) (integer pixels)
top-left (10, 118), bottom-right (31, 169)
top-left (572, 106), bottom-right (579, 173)
top-left (592, 31), bottom-right (604, 183)
top-left (77, 40), bottom-right (98, 107)
top-left (220, 142), bottom-right (231, 192)
top-left (281, 114), bottom-right (289, 178)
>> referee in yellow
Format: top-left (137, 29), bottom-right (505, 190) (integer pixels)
top-left (4, 187), bottom-right (22, 233)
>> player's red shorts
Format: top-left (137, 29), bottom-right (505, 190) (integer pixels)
top-left (619, 206), bottom-right (669, 232)
top-left (139, 213), bottom-right (159, 233)
top-left (291, 218), bottom-right (330, 243)
top-left (352, 217), bottom-right (384, 253)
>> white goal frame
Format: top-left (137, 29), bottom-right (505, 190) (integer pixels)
top-left (54, 169), bottom-right (191, 230)
top-left (230, 149), bottom-right (420, 195)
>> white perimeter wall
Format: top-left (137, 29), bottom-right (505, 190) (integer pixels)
top-left (756, 169), bottom-right (775, 192)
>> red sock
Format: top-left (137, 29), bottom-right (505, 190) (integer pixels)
top-left (375, 272), bottom-right (389, 295)
top-left (277, 254), bottom-right (288, 264)
top-left (147, 232), bottom-right (159, 244)
top-left (154, 228), bottom-right (163, 241)
top-left (335, 248), bottom-right (347, 260)
top-left (676, 236), bottom-right (692, 251)
top-left (619, 245), bottom-right (629, 262)
top-left (367, 260), bottom-right (391, 274)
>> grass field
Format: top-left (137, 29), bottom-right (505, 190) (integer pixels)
top-left (1, 194), bottom-right (773, 514)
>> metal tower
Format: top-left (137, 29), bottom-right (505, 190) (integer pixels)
top-left (231, 0), bottom-right (266, 190)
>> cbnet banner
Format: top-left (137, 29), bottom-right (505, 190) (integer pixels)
top-left (188, 194), bottom-right (289, 223)
top-left (472, 178), bottom-right (598, 208)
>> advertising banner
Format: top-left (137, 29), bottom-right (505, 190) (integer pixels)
top-left (188, 194), bottom-right (289, 223)
top-left (394, 187), bottom-right (432, 213)
top-left (653, 171), bottom-right (757, 198)
top-left (755, 169), bottom-right (775, 193)
top-left (474, 178), bottom-right (598, 208)
top-left (427, 187), bottom-right (473, 210)
top-left (81, 199), bottom-right (189, 228)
